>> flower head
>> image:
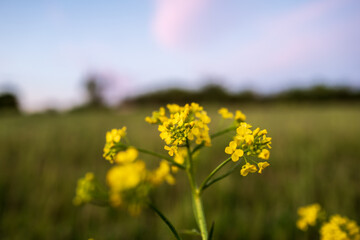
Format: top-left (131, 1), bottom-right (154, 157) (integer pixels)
top-left (103, 127), bottom-right (127, 163)
top-left (296, 203), bottom-right (321, 231)
top-left (115, 147), bottom-right (138, 164)
top-left (218, 108), bottom-right (246, 123)
top-left (234, 110), bottom-right (246, 122)
top-left (240, 163), bottom-right (257, 176)
top-left (150, 160), bottom-right (175, 185)
top-left (147, 103), bottom-right (211, 156)
top-left (225, 121), bottom-right (272, 175)
top-left (73, 172), bottom-right (96, 205)
top-left (218, 108), bottom-right (233, 119)
top-left (320, 214), bottom-right (360, 240)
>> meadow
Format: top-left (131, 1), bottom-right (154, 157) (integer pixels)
top-left (0, 102), bottom-right (359, 240)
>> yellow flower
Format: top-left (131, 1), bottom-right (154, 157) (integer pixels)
top-left (115, 147), bottom-right (138, 164)
top-left (73, 172), bottom-right (96, 205)
top-left (225, 141), bottom-right (237, 154)
top-left (107, 161), bottom-right (146, 192)
top-left (218, 108), bottom-right (234, 119)
top-left (232, 149), bottom-right (244, 162)
top-left (296, 203), bottom-right (321, 231)
top-left (320, 214), bottom-right (360, 240)
top-left (240, 163), bottom-right (257, 176)
top-left (244, 135), bottom-right (254, 145)
top-left (258, 129), bottom-right (268, 136)
top-left (150, 160), bottom-right (175, 185)
top-left (164, 145), bottom-right (177, 156)
top-left (258, 149), bottom-right (270, 160)
top-left (103, 127), bottom-right (127, 163)
top-left (145, 107), bottom-right (167, 124)
top-left (236, 122), bottom-right (252, 137)
top-left (153, 103), bottom-right (211, 152)
top-left (257, 162), bottom-right (270, 173)
top-left (225, 141), bottom-right (243, 162)
top-left (234, 110), bottom-right (246, 122)
top-left (252, 127), bottom-right (260, 136)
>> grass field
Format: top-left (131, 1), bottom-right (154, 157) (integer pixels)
top-left (1, 103), bottom-right (360, 240)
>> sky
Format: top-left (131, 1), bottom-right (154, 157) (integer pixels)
top-left (0, 0), bottom-right (359, 111)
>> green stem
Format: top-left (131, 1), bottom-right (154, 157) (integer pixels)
top-left (148, 203), bottom-right (182, 240)
top-left (211, 125), bottom-right (237, 139)
top-left (192, 126), bottom-right (237, 154)
top-left (199, 157), bottom-right (231, 193)
top-left (186, 140), bottom-right (208, 240)
top-left (202, 161), bottom-right (242, 191)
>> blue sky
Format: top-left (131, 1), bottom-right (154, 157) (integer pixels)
top-left (0, 0), bottom-right (359, 111)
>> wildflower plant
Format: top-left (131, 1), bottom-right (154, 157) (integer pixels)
top-left (74, 103), bottom-right (272, 239)
top-left (297, 203), bottom-right (360, 240)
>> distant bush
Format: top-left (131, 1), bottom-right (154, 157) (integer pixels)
top-left (121, 84), bottom-right (360, 106)
top-left (0, 93), bottom-right (20, 114)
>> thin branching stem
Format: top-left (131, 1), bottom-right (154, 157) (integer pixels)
top-left (148, 203), bottom-right (182, 240)
top-left (202, 162), bottom-right (242, 191)
top-left (199, 157), bottom-right (231, 194)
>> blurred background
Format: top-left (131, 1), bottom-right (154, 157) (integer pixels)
top-left (0, 0), bottom-right (359, 239)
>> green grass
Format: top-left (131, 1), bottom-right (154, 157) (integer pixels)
top-left (0, 103), bottom-right (359, 240)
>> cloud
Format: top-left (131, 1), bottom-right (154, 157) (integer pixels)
top-left (151, 0), bottom-right (209, 48)
top-left (207, 0), bottom-right (360, 86)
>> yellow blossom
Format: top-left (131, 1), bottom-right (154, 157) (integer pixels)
top-left (150, 160), bottom-right (175, 185)
top-left (240, 163), bottom-right (257, 176)
top-left (225, 141), bottom-right (237, 154)
top-left (103, 127), bottom-right (127, 163)
top-left (234, 110), bottom-right (246, 122)
top-left (150, 103), bottom-right (212, 154)
top-left (296, 203), bottom-right (321, 231)
top-left (73, 172), bottom-right (96, 205)
top-left (225, 141), bottom-right (244, 162)
top-left (164, 145), bottom-right (177, 156)
top-left (258, 129), bottom-right (268, 136)
top-left (236, 122), bottom-right (252, 137)
top-left (244, 135), bottom-right (254, 145)
top-left (258, 162), bottom-right (270, 173)
top-left (145, 107), bottom-right (167, 124)
top-left (320, 214), bottom-right (360, 240)
top-left (232, 149), bottom-right (244, 162)
top-left (258, 149), bottom-right (270, 160)
top-left (115, 147), bottom-right (138, 164)
top-left (107, 161), bottom-right (146, 193)
top-left (218, 108), bottom-right (234, 119)
top-left (252, 127), bottom-right (260, 136)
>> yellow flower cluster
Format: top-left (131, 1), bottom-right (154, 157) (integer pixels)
top-left (297, 203), bottom-right (360, 240)
top-left (296, 203), bottom-right (321, 231)
top-left (103, 127), bottom-right (127, 163)
top-left (225, 122), bottom-right (272, 176)
top-left (320, 215), bottom-right (360, 240)
top-left (73, 172), bottom-right (96, 205)
top-left (218, 107), bottom-right (246, 123)
top-left (150, 160), bottom-right (175, 185)
top-left (146, 103), bottom-right (211, 156)
top-left (106, 146), bottom-right (175, 215)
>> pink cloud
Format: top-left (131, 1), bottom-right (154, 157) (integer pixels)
top-left (217, 0), bottom-right (355, 79)
top-left (151, 0), bottom-right (209, 48)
